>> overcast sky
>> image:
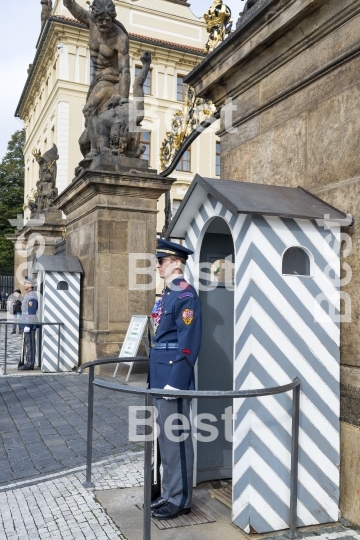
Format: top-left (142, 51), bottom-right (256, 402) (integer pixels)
top-left (0, 0), bottom-right (244, 161)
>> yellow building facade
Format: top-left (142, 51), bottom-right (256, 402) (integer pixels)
top-left (16, 0), bottom-right (221, 232)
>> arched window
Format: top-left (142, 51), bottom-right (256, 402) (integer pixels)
top-left (282, 247), bottom-right (310, 276)
top-left (57, 281), bottom-right (69, 291)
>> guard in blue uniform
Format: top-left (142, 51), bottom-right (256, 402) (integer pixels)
top-left (149, 239), bottom-right (202, 520)
top-left (19, 276), bottom-right (39, 371)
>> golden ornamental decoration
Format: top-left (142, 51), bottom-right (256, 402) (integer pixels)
top-left (32, 147), bottom-right (42, 160)
top-left (23, 189), bottom-right (38, 212)
top-left (160, 86), bottom-right (216, 171)
top-left (61, 227), bottom-right (67, 240)
top-left (204, 0), bottom-right (233, 54)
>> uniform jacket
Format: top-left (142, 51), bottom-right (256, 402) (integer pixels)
top-left (21, 290), bottom-right (39, 329)
top-left (149, 276), bottom-right (202, 391)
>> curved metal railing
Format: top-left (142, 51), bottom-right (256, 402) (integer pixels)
top-left (79, 357), bottom-right (301, 540)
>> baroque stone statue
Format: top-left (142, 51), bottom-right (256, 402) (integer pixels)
top-left (41, 0), bottom-right (53, 29)
top-left (242, 0), bottom-right (260, 14)
top-left (29, 144), bottom-right (59, 216)
top-left (63, 0), bottom-right (150, 167)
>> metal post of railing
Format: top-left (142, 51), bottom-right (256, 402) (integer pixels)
top-left (83, 364), bottom-right (95, 488)
top-left (37, 323), bottom-right (41, 368)
top-left (78, 359), bottom-right (300, 540)
top-left (289, 381), bottom-right (300, 540)
top-left (4, 322), bottom-right (8, 376)
top-left (143, 392), bottom-right (153, 540)
top-left (57, 324), bottom-right (61, 373)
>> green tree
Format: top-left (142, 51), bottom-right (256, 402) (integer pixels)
top-left (0, 129), bottom-right (25, 267)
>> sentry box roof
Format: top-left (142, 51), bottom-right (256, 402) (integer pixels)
top-left (165, 175), bottom-right (349, 239)
top-left (31, 255), bottom-right (83, 274)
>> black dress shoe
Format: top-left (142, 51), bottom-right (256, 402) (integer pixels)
top-left (152, 501), bottom-right (191, 520)
top-left (151, 497), bottom-right (167, 510)
top-left (18, 364), bottom-right (34, 371)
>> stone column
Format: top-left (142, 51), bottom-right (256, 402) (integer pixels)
top-left (56, 157), bottom-right (173, 366)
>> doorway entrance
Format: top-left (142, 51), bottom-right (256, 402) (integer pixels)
top-left (196, 217), bottom-right (235, 483)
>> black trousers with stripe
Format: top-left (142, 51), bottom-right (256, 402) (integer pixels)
top-left (24, 329), bottom-right (36, 367)
top-left (155, 398), bottom-right (193, 508)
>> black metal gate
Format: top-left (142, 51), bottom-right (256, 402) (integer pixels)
top-left (0, 267), bottom-right (14, 309)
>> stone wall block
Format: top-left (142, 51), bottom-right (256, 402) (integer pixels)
top-left (94, 253), bottom-right (110, 331)
top-left (97, 220), bottom-right (110, 253)
top-left (109, 285), bottom-right (128, 323)
top-left (340, 420), bottom-right (360, 524)
top-left (260, 55), bottom-right (360, 134)
top-left (340, 268), bottom-right (360, 368)
top-left (221, 117), bottom-right (260, 156)
top-left (109, 220), bottom-right (128, 253)
top-left (109, 254), bottom-right (129, 289)
top-left (78, 222), bottom-right (95, 257)
top-left (222, 143), bottom-right (251, 183)
top-left (341, 365), bottom-right (360, 426)
top-left (314, 179), bottom-right (360, 255)
top-left (307, 86), bottom-right (360, 188)
top-left (81, 286), bottom-right (94, 323)
top-left (80, 255), bottom-right (95, 288)
top-left (67, 227), bottom-right (79, 256)
top-left (220, 85), bottom-right (259, 135)
top-left (128, 219), bottom-right (148, 254)
top-left (128, 289), bottom-right (154, 321)
top-left (223, 113), bottom-right (307, 186)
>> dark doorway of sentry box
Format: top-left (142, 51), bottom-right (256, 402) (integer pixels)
top-left (196, 217), bottom-right (235, 483)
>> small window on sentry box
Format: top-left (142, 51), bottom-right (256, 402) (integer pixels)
top-left (282, 247), bottom-right (310, 276)
top-left (57, 281), bottom-right (69, 291)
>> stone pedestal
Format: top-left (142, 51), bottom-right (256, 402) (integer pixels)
top-left (55, 158), bottom-right (173, 366)
top-left (22, 208), bottom-right (67, 268)
top-left (6, 209), bottom-right (66, 289)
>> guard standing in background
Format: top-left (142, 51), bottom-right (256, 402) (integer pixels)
top-left (149, 239), bottom-right (202, 520)
top-left (19, 277), bottom-right (39, 371)
top-left (11, 289), bottom-right (23, 334)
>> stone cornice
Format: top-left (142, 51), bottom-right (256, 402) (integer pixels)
top-left (55, 169), bottom-right (174, 216)
top-left (185, 0), bottom-right (346, 105)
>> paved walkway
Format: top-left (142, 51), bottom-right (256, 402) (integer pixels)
top-left (0, 451), bottom-right (144, 540)
top-left (1, 346), bottom-right (359, 539)
top-left (0, 374), bottom-right (143, 486)
top-left (0, 323), bottom-right (23, 371)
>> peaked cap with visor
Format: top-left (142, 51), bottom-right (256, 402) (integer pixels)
top-left (156, 239), bottom-right (194, 261)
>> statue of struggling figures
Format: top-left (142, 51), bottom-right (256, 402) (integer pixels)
top-left (63, 0), bottom-right (130, 159)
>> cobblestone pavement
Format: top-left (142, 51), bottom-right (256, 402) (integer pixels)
top-left (0, 374), bottom-right (143, 486)
top-left (0, 323), bottom-right (23, 370)
top-left (0, 451), bottom-right (144, 540)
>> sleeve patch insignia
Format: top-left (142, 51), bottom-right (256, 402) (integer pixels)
top-left (29, 301), bottom-right (33, 307)
top-left (179, 292), bottom-right (194, 299)
top-left (182, 308), bottom-right (194, 325)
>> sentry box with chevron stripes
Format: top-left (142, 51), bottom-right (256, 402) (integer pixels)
top-left (31, 255), bottom-right (83, 373)
top-left (165, 174), bottom-right (352, 535)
